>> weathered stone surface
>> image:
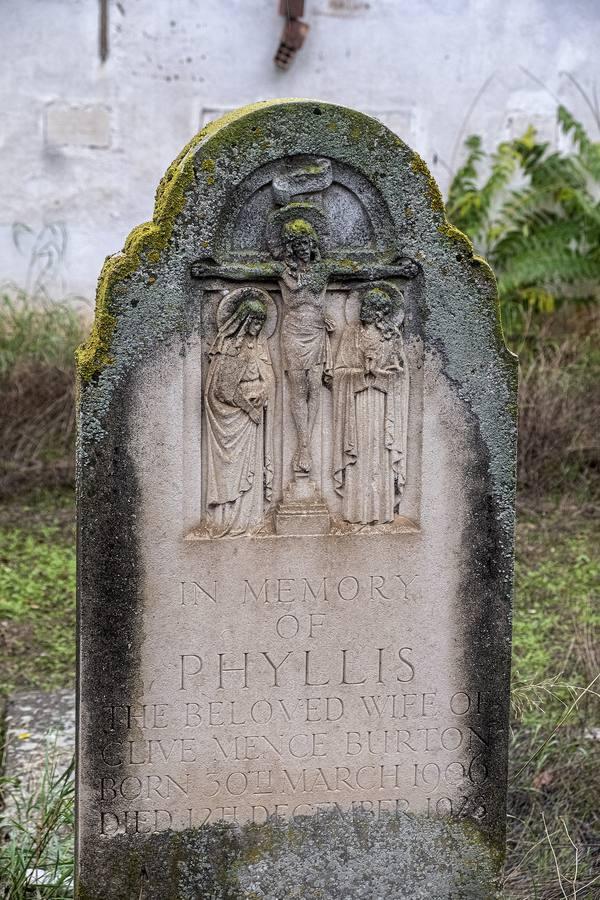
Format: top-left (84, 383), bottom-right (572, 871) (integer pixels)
top-left (76, 99), bottom-right (517, 898)
top-left (3, 690), bottom-right (75, 782)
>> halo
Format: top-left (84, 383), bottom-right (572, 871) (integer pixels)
top-left (267, 202), bottom-right (330, 258)
top-left (217, 287), bottom-right (278, 338)
top-left (346, 281), bottom-right (405, 325)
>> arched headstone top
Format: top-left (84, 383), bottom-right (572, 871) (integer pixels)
top-left (78, 99), bottom-right (509, 382)
top-left (76, 99), bottom-right (517, 900)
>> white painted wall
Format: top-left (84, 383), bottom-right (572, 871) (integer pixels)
top-left (1, 0), bottom-right (598, 300)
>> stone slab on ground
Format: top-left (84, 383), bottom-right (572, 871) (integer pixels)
top-left (2, 689), bottom-right (75, 796)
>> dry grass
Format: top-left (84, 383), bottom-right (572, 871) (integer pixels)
top-left (516, 305), bottom-right (600, 501)
top-left (505, 725), bottom-right (600, 899)
top-left (0, 290), bottom-right (86, 499)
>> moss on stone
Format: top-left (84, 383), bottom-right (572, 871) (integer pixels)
top-left (76, 181), bottom-right (196, 380)
top-left (470, 251), bottom-right (498, 287)
top-left (436, 223), bottom-right (514, 358)
top-left (76, 97), bottom-right (411, 382)
top-left (247, 261), bottom-right (276, 273)
top-left (410, 152), bottom-right (445, 213)
top-left (336, 257), bottom-right (361, 271)
top-left (284, 218), bottom-right (316, 238)
top-left (302, 163), bottom-right (326, 174)
top-left (75, 256), bottom-right (120, 382)
top-left (436, 222), bottom-right (498, 294)
top-left (191, 98), bottom-right (298, 158)
top-left (76, 99), bottom-right (309, 382)
top-left (437, 221), bottom-right (475, 256)
top-left (200, 158), bottom-right (216, 185)
top-left (77, 96), bottom-right (507, 390)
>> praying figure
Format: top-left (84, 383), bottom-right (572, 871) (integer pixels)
top-left (333, 285), bottom-right (409, 525)
top-left (204, 289), bottom-right (275, 536)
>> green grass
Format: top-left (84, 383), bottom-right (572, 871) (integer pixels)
top-left (512, 506), bottom-right (599, 726)
top-left (0, 489), bottom-right (75, 699)
top-left (0, 752), bottom-right (74, 899)
top-left (506, 501), bottom-right (600, 898)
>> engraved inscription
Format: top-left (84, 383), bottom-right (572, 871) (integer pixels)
top-left (93, 569), bottom-right (496, 835)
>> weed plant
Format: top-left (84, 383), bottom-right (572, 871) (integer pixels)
top-left (518, 305), bottom-right (600, 507)
top-left (517, 307), bottom-right (599, 499)
top-left (447, 106), bottom-right (600, 341)
top-left (505, 507), bottom-right (600, 899)
top-left (447, 107), bottom-right (600, 500)
top-left (506, 725), bottom-right (600, 899)
top-left (0, 746), bottom-right (74, 899)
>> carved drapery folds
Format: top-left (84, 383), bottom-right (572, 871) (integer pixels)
top-left (204, 288), bottom-right (275, 537)
top-left (194, 155), bottom-right (420, 536)
top-left (333, 283), bottom-right (409, 525)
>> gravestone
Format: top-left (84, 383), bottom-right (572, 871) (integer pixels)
top-left (76, 100), bottom-right (517, 899)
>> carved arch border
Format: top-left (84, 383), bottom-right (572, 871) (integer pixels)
top-left (212, 156), bottom-right (398, 256)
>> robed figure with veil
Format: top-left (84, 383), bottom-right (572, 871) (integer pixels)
top-left (333, 285), bottom-right (409, 525)
top-left (204, 289), bottom-right (275, 536)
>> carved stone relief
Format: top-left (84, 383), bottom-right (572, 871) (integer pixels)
top-left (78, 102), bottom-right (516, 897)
top-left (333, 282), bottom-right (409, 525)
top-left (191, 154), bottom-right (421, 537)
top-left (203, 288), bottom-right (275, 537)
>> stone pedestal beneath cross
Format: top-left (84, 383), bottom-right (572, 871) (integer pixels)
top-left (76, 100), bottom-right (517, 899)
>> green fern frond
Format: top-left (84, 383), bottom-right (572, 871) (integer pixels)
top-left (446, 134), bottom-right (485, 232)
top-left (513, 127), bottom-right (548, 173)
top-left (479, 141), bottom-right (521, 211)
top-left (529, 152), bottom-right (586, 192)
top-left (517, 287), bottom-right (557, 314)
top-left (446, 105), bottom-right (600, 333)
top-left (558, 105), bottom-right (600, 180)
top-left (558, 105), bottom-right (590, 152)
top-left (498, 244), bottom-right (600, 296)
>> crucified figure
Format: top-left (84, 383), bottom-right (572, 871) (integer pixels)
top-left (191, 218), bottom-right (419, 476)
top-left (278, 219), bottom-right (334, 472)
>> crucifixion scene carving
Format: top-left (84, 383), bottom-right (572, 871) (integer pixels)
top-left (191, 155), bottom-right (421, 536)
